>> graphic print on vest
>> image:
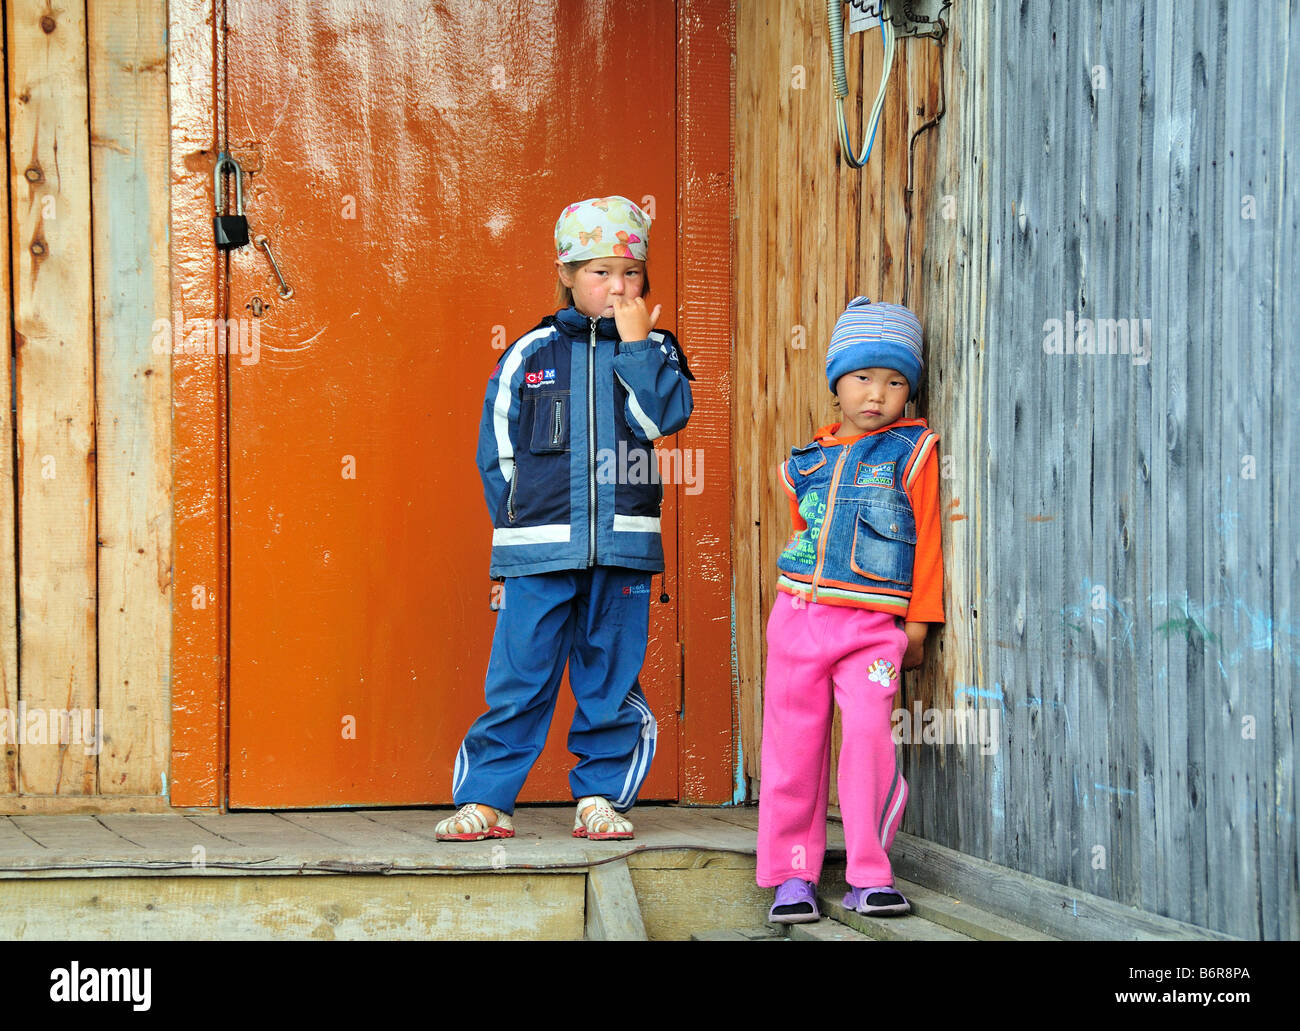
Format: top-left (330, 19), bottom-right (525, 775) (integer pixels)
top-left (780, 489), bottom-right (825, 566)
top-left (854, 461), bottom-right (896, 488)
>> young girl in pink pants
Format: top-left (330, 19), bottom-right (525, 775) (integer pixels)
top-left (757, 296), bottom-right (945, 922)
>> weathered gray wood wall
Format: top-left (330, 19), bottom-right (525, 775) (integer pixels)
top-left (916, 0), bottom-right (1297, 939)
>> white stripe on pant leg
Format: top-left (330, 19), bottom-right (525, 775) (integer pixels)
top-left (452, 743), bottom-right (469, 796)
top-left (617, 694), bottom-right (656, 808)
top-left (879, 770), bottom-right (907, 846)
top-left (615, 732), bottom-right (643, 810)
top-left (632, 703), bottom-right (657, 805)
top-left (626, 696), bottom-right (655, 808)
top-left (615, 695), bottom-right (653, 807)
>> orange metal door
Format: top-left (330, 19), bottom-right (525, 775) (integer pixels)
top-left (224, 2), bottom-right (680, 807)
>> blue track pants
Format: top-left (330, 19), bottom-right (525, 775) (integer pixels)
top-left (451, 567), bottom-right (658, 813)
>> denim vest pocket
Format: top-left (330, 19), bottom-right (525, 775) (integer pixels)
top-left (789, 442), bottom-right (826, 476)
top-left (850, 501), bottom-right (916, 586)
top-left (528, 392), bottom-right (569, 453)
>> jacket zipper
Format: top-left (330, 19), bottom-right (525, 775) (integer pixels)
top-left (809, 447), bottom-right (849, 601)
top-left (552, 397), bottom-right (563, 447)
top-left (506, 468), bottom-right (518, 522)
top-left (587, 318), bottom-right (597, 565)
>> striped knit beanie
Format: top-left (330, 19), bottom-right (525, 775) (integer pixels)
top-left (826, 296), bottom-right (924, 400)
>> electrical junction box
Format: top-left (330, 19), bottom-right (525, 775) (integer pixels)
top-left (845, 0), bottom-right (951, 39)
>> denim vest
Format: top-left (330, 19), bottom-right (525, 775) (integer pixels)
top-left (776, 421), bottom-right (938, 614)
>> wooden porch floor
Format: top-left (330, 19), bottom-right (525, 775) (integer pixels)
top-left (0, 804), bottom-right (786, 875)
top-left (0, 806), bottom-right (1230, 941)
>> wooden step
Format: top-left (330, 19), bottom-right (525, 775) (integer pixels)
top-left (818, 892), bottom-right (976, 941)
top-left (585, 858), bottom-right (648, 941)
top-left (690, 927), bottom-right (785, 941)
top-left (892, 877), bottom-right (1057, 941)
top-left (786, 919), bottom-right (874, 941)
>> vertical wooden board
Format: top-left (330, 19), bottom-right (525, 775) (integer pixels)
top-left (854, 15), bottom-right (887, 304)
top-left (1182, 0), bottom-right (1222, 933)
top-left (0, 24), bottom-right (17, 794)
top-left (827, 14), bottom-right (868, 808)
top-left (973, 3), bottom-right (1004, 875)
top-left (1021, 0), bottom-right (1063, 880)
top-left (1211, 3), bottom-right (1272, 939)
top-left (964, 1), bottom-right (993, 862)
top-left (7, 0), bottom-right (97, 794)
top-left (733, 0), bottom-right (763, 789)
top-left (804, 0), bottom-right (832, 806)
top-left (1146, 0), bottom-right (1193, 929)
top-left (167, 0), bottom-right (223, 807)
top-left (1197, 0), bottom-right (1233, 935)
top-left (877, 28), bottom-right (908, 307)
top-left (1106, 0), bottom-right (1150, 909)
top-left (88, 0), bottom-right (171, 796)
top-left (1267, 0), bottom-right (1300, 943)
top-left (902, 36), bottom-right (941, 314)
top-left (1086, 0), bottom-right (1128, 899)
top-left (1130, 0), bottom-right (1161, 922)
top-left (677, 0), bottom-right (735, 802)
top-left (1036, 0), bottom-right (1072, 886)
top-left (911, 2), bottom-right (977, 849)
top-left (1107, 0), bottom-right (1160, 917)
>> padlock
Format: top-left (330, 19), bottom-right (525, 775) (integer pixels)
top-left (212, 153), bottom-right (250, 250)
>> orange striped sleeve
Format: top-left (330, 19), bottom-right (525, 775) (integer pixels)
top-left (903, 439), bottom-right (945, 623)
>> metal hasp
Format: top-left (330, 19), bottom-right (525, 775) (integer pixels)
top-left (254, 235), bottom-right (294, 299)
top-left (213, 152), bottom-right (251, 250)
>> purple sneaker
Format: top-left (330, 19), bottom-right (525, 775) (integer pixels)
top-left (768, 877), bottom-right (820, 924)
top-left (843, 885), bottom-right (911, 916)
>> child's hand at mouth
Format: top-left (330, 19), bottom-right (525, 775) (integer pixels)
top-left (611, 295), bottom-right (662, 342)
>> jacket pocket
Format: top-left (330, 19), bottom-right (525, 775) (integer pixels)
top-left (789, 442), bottom-right (826, 476)
top-left (529, 392), bottom-right (569, 454)
top-left (849, 503), bottom-right (916, 585)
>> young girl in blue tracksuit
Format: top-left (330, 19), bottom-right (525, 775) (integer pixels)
top-left (437, 194), bottom-right (694, 842)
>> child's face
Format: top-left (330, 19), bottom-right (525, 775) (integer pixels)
top-left (835, 367), bottom-right (910, 434)
top-left (557, 257), bottom-right (646, 319)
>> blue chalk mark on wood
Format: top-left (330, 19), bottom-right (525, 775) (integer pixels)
top-left (954, 682), bottom-right (1006, 711)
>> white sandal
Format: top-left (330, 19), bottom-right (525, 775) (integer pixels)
top-left (435, 803), bottom-right (515, 841)
top-left (572, 796), bottom-right (634, 840)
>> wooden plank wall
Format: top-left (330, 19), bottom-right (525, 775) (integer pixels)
top-left (0, 4), bottom-right (15, 794)
top-left (734, 0), bottom-right (944, 800)
top-left (1, 0), bottom-right (171, 810)
top-left (737, 0), bottom-right (1296, 940)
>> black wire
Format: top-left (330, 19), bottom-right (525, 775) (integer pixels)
top-left (901, 22), bottom-right (948, 312)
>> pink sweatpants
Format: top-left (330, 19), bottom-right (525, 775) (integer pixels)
top-left (756, 592), bottom-right (909, 889)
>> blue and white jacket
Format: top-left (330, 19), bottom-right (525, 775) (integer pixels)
top-left (476, 306), bottom-right (694, 578)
